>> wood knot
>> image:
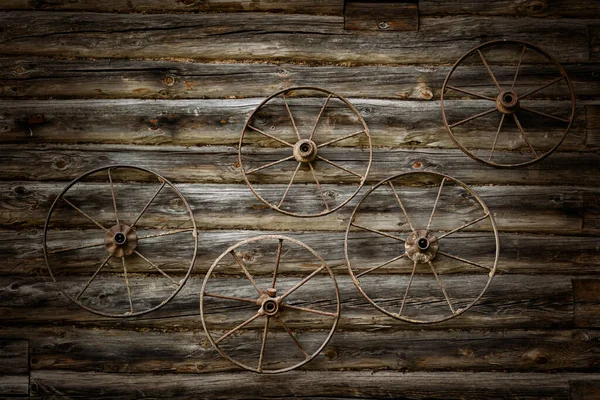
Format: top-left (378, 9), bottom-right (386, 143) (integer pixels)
top-left (524, 0), bottom-right (548, 15)
top-left (412, 161), bottom-right (423, 169)
top-left (52, 156), bottom-right (70, 171)
top-left (164, 75), bottom-right (176, 87)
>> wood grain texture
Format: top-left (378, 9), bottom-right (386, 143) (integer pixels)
top-left (0, 0), bottom-right (344, 14)
top-left (1, 59), bottom-right (597, 100)
top-left (0, 182), bottom-right (596, 233)
top-left (344, 2), bottom-right (418, 32)
top-left (0, 340), bottom-right (28, 396)
top-left (0, 12), bottom-right (590, 64)
top-left (30, 370), bottom-right (597, 399)
top-left (0, 327), bottom-right (597, 374)
top-left (573, 279), bottom-right (600, 328)
top-left (570, 379), bottom-right (600, 400)
top-left (3, 229), bottom-right (599, 275)
top-left (419, 0), bottom-right (600, 18)
top-left (0, 147), bottom-right (598, 187)
top-left (0, 100), bottom-right (587, 153)
top-left (0, 274), bottom-right (573, 330)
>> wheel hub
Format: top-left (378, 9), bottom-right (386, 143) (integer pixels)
top-left (293, 139), bottom-right (318, 163)
top-left (405, 229), bottom-right (439, 263)
top-left (496, 90), bottom-right (520, 114)
top-left (104, 223), bottom-right (138, 257)
top-left (259, 288), bottom-right (280, 316)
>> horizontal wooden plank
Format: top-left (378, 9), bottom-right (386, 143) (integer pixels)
top-left (0, 13), bottom-right (590, 64)
top-left (344, 2), bottom-right (418, 32)
top-left (0, 99), bottom-right (587, 153)
top-left (4, 228), bottom-right (600, 275)
top-left (590, 24), bottom-right (600, 62)
top-left (0, 327), bottom-right (597, 374)
top-left (0, 0), bottom-right (344, 14)
top-left (30, 370), bottom-right (596, 399)
top-left (570, 379), bottom-right (600, 400)
top-left (0, 339), bottom-right (28, 396)
top-left (419, 0), bottom-right (600, 18)
top-left (1, 59), bottom-right (596, 100)
top-left (0, 339), bottom-right (28, 374)
top-left (586, 105), bottom-right (600, 147)
top-left (573, 278), bottom-right (600, 328)
top-left (0, 375), bottom-right (28, 397)
top-left (0, 274), bottom-right (573, 330)
top-left (1, 146), bottom-right (598, 187)
top-left (0, 182), bottom-right (594, 234)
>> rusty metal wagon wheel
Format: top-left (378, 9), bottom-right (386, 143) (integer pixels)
top-left (43, 165), bottom-right (198, 317)
top-left (441, 40), bottom-right (575, 168)
top-left (345, 171), bottom-right (499, 324)
top-left (239, 86), bottom-right (372, 217)
top-left (201, 235), bottom-right (340, 373)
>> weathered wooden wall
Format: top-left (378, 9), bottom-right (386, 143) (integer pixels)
top-left (1, 0), bottom-right (600, 398)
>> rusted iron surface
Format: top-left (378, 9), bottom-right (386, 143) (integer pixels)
top-left (441, 39), bottom-right (575, 168)
top-left (239, 86), bottom-right (372, 217)
top-left (345, 171), bottom-right (499, 324)
top-left (43, 165), bottom-right (198, 318)
top-left (201, 234), bottom-right (340, 373)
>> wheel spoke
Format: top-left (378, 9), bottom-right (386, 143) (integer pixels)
top-left (271, 238), bottom-right (283, 289)
top-left (277, 163), bottom-right (301, 209)
top-left (203, 292), bottom-right (258, 304)
top-left (317, 129), bottom-right (365, 148)
top-left (428, 261), bottom-right (455, 315)
top-left (107, 168), bottom-right (119, 225)
top-left (257, 316), bottom-right (270, 372)
top-left (282, 93), bottom-right (301, 141)
top-left (449, 108), bottom-right (497, 129)
top-left (280, 265), bottom-right (326, 301)
top-left (356, 253), bottom-right (407, 278)
top-left (519, 106), bottom-right (571, 124)
top-left (246, 124), bottom-right (294, 148)
top-left (282, 303), bottom-right (338, 317)
top-left (122, 257), bottom-right (134, 314)
top-left (230, 250), bottom-right (262, 296)
top-left (309, 162), bottom-right (330, 212)
top-left (316, 155), bottom-right (363, 179)
top-left (128, 180), bottom-right (166, 231)
top-left (477, 49), bottom-right (502, 92)
top-left (489, 114), bottom-right (505, 161)
top-left (47, 240), bottom-right (106, 254)
top-left (136, 228), bottom-right (196, 240)
top-left (437, 213), bottom-right (489, 240)
top-left (512, 113), bottom-right (539, 158)
top-left (310, 94), bottom-right (332, 141)
top-left (398, 261), bottom-right (417, 317)
top-left (215, 312), bottom-right (262, 345)
top-left (62, 198), bottom-right (108, 232)
top-left (245, 155), bottom-right (295, 175)
top-left (426, 177), bottom-right (446, 231)
top-left (388, 181), bottom-right (416, 233)
top-left (350, 222), bottom-right (406, 242)
top-left (445, 85), bottom-right (495, 101)
top-left (134, 250), bottom-right (180, 287)
top-left (520, 76), bottom-right (566, 99)
top-left (277, 317), bottom-right (309, 358)
top-left (437, 251), bottom-right (492, 272)
top-left (75, 254), bottom-right (112, 300)
top-left (511, 45), bottom-right (526, 91)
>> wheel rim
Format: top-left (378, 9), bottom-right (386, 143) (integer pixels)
top-left (201, 235), bottom-right (340, 373)
top-left (239, 86), bottom-right (372, 217)
top-left (441, 39), bottom-right (575, 168)
top-left (345, 171), bottom-right (499, 324)
top-left (43, 165), bottom-right (198, 318)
